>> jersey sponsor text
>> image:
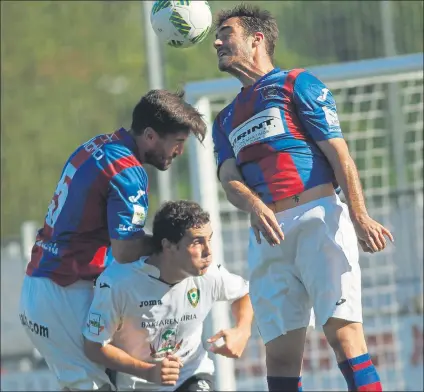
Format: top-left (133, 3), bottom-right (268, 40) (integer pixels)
top-left (19, 313), bottom-right (49, 338)
top-left (229, 108), bottom-right (285, 157)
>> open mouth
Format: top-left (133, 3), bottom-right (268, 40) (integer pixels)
top-left (200, 265), bottom-right (209, 275)
top-left (201, 261), bottom-right (211, 270)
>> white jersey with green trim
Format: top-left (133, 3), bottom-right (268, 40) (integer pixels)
top-left (83, 258), bottom-right (249, 391)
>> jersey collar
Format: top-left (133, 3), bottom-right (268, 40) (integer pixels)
top-left (116, 127), bottom-right (142, 163)
top-left (240, 67), bottom-right (281, 92)
top-left (138, 257), bottom-right (161, 278)
top-left (137, 257), bottom-right (184, 287)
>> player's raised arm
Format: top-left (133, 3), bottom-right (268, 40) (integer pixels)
top-left (213, 119), bottom-right (284, 246)
top-left (293, 71), bottom-right (394, 252)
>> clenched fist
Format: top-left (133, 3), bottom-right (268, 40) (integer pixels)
top-left (147, 354), bottom-right (183, 386)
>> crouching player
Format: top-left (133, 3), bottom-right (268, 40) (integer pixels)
top-left (83, 200), bottom-right (253, 391)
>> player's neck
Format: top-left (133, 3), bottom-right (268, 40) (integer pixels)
top-left (128, 129), bottom-right (147, 163)
top-left (229, 60), bottom-right (275, 88)
top-left (146, 254), bottom-right (185, 285)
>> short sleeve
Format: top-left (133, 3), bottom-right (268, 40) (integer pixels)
top-left (83, 273), bottom-right (122, 346)
top-left (213, 264), bottom-right (249, 302)
top-left (107, 166), bottom-right (148, 240)
top-left (212, 116), bottom-right (235, 176)
top-left (293, 71), bottom-right (344, 141)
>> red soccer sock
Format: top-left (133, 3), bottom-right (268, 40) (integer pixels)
top-left (338, 353), bottom-right (382, 391)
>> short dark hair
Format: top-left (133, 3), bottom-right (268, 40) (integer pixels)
top-left (152, 200), bottom-right (210, 252)
top-left (131, 90), bottom-right (206, 143)
top-left (216, 4), bottom-right (279, 59)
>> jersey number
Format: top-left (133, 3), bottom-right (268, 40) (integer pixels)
top-left (45, 163), bottom-right (77, 228)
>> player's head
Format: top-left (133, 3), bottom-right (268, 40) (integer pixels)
top-left (214, 4), bottom-right (278, 72)
top-left (152, 200), bottom-right (212, 277)
top-left (131, 90), bottom-right (206, 171)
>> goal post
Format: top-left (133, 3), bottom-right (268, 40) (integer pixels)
top-left (186, 53), bottom-right (423, 391)
top-left (188, 97), bottom-right (237, 392)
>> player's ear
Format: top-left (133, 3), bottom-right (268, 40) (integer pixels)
top-left (161, 238), bottom-right (173, 251)
top-left (143, 127), bottom-right (158, 142)
top-left (253, 32), bottom-right (264, 48)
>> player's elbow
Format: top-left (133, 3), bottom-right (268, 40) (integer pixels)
top-left (223, 181), bottom-right (249, 207)
top-left (83, 337), bottom-right (103, 364)
top-left (110, 237), bottom-right (153, 264)
top-left (221, 180), bottom-right (234, 198)
top-left (222, 184), bottom-right (239, 207)
top-left (221, 178), bottom-right (243, 197)
top-left (111, 247), bottom-right (138, 264)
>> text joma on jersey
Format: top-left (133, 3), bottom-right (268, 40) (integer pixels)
top-left (140, 299), bottom-right (163, 307)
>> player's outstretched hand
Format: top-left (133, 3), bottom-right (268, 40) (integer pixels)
top-left (352, 214), bottom-right (394, 253)
top-left (207, 327), bottom-right (250, 359)
top-left (148, 354), bottom-right (183, 386)
top-left (250, 201), bottom-right (284, 246)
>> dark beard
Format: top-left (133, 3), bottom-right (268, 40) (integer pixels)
top-left (144, 150), bottom-right (167, 171)
top-left (218, 55), bottom-right (233, 72)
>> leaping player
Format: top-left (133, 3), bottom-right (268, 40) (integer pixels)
top-left (212, 4), bottom-right (393, 392)
top-left (83, 200), bottom-right (253, 391)
top-left (19, 90), bottom-right (206, 391)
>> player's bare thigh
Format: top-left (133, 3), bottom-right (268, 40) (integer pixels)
top-left (323, 318), bottom-right (368, 363)
top-left (265, 327), bottom-right (307, 377)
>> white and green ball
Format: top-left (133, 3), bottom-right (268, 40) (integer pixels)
top-left (150, 0), bottom-right (213, 48)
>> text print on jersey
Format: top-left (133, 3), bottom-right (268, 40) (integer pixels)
top-left (45, 133), bottom-right (119, 228)
top-left (45, 163), bottom-right (77, 227)
top-left (84, 133), bottom-right (118, 161)
top-left (229, 107), bottom-right (285, 157)
top-left (140, 299), bottom-right (163, 308)
top-left (19, 313), bottom-right (49, 339)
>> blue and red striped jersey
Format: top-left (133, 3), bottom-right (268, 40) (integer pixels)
top-left (212, 68), bottom-right (342, 204)
top-left (26, 128), bottom-right (149, 287)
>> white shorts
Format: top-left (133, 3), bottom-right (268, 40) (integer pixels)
top-left (19, 275), bottom-right (114, 390)
top-left (248, 195), bottom-right (362, 344)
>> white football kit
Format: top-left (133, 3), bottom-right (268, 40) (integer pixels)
top-left (83, 259), bottom-right (249, 391)
top-left (248, 194), bottom-right (362, 344)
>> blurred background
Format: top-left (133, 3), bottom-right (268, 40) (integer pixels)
top-left (1, 0), bottom-right (423, 391)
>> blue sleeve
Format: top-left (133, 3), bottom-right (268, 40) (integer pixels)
top-left (293, 71), bottom-right (343, 141)
top-left (107, 166), bottom-right (148, 240)
top-left (212, 115), bottom-right (235, 175)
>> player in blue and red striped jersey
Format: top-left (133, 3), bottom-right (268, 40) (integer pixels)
top-left (19, 89), bottom-right (206, 391)
top-left (212, 5), bottom-right (393, 392)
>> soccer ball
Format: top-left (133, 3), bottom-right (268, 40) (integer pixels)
top-left (150, 1), bottom-right (213, 48)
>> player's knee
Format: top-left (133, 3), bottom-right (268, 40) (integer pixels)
top-left (266, 352), bottom-right (302, 376)
top-left (265, 330), bottom-right (305, 376)
top-left (323, 318), bottom-right (367, 362)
